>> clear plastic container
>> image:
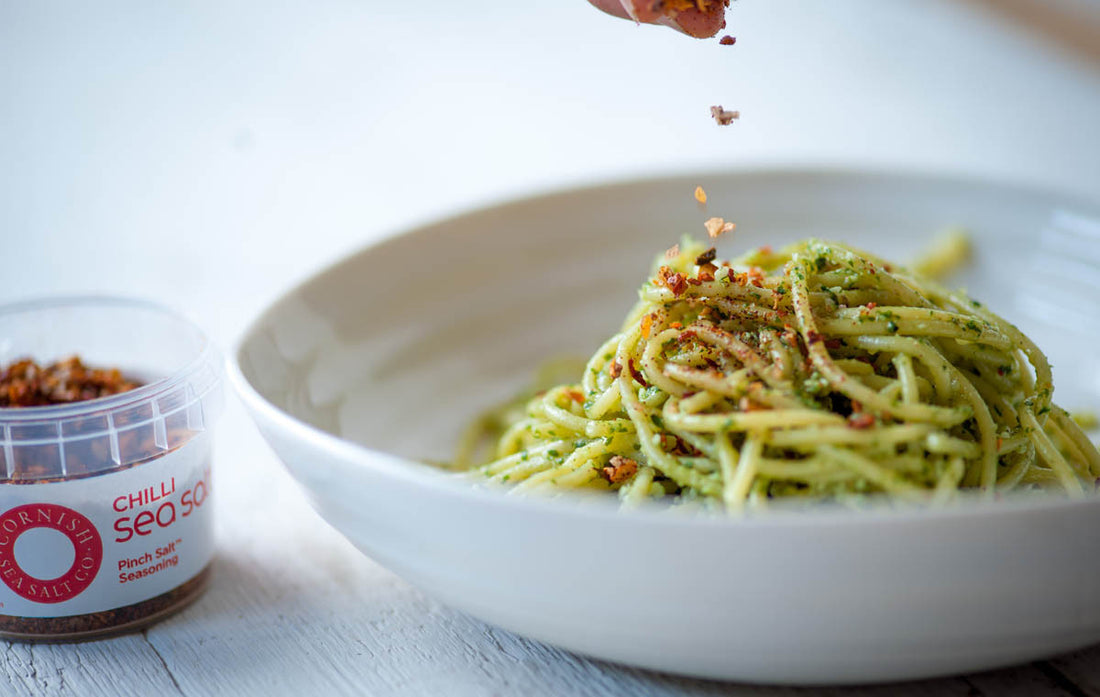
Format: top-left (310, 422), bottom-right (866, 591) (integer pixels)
top-left (0, 297), bottom-right (223, 641)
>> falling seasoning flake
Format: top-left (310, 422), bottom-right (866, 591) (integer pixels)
top-left (704, 217), bottom-right (736, 239)
top-left (694, 186), bottom-right (707, 204)
top-left (710, 105), bottom-right (740, 126)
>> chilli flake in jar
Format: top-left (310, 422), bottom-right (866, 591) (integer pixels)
top-left (0, 298), bottom-right (223, 641)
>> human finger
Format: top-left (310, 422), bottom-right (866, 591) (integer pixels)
top-left (586, 0), bottom-right (728, 39)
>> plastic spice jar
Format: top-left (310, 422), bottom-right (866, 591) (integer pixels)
top-left (0, 297), bottom-right (223, 641)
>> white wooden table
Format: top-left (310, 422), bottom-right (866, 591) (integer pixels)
top-left (3, 1), bottom-right (1100, 694)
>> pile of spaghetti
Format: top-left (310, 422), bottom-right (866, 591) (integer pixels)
top-left (457, 238), bottom-right (1100, 508)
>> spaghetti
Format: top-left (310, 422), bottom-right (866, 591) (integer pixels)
top-left (457, 238), bottom-right (1100, 509)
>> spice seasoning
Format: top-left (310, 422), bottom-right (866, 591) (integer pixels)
top-left (709, 105), bottom-right (740, 126)
top-left (601, 455), bottom-right (639, 484)
top-left (704, 216), bottom-right (736, 238)
top-left (1, 357), bottom-right (140, 407)
top-left (0, 298), bottom-right (223, 642)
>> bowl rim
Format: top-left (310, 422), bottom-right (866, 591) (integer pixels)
top-left (228, 164), bottom-right (1100, 529)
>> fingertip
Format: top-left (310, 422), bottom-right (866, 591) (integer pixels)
top-left (591, 0), bottom-right (728, 39)
top-left (588, 0), bottom-right (632, 20)
top-left (663, 8), bottom-right (727, 38)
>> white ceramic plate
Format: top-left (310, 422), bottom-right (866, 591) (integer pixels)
top-left (230, 169), bottom-right (1100, 685)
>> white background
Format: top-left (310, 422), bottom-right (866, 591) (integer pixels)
top-left (2, 1), bottom-right (1100, 694)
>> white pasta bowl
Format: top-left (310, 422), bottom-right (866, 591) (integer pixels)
top-left (230, 168), bottom-right (1100, 685)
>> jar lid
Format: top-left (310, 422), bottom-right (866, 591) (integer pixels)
top-left (0, 297), bottom-right (223, 482)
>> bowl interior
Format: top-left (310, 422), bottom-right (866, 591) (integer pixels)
top-left (236, 168), bottom-right (1100, 466)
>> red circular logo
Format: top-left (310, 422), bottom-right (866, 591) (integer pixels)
top-left (0, 504), bottom-right (103, 603)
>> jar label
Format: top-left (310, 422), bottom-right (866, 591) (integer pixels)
top-left (0, 434), bottom-right (214, 618)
